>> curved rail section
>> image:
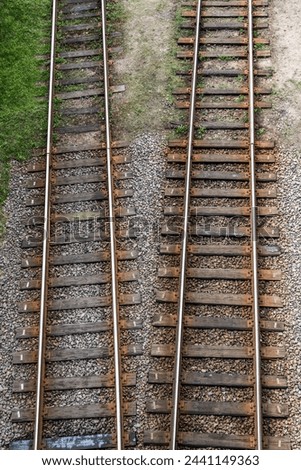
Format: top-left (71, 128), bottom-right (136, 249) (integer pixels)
top-left (145, 0), bottom-right (289, 450)
top-left (11, 0), bottom-right (141, 450)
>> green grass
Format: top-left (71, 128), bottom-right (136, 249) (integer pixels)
top-left (106, 1), bottom-right (126, 32)
top-left (256, 127), bottom-right (266, 137)
top-left (0, 0), bottom-right (51, 232)
top-left (174, 124), bottom-right (188, 136)
top-left (254, 43), bottom-right (266, 50)
top-left (219, 55), bottom-right (234, 62)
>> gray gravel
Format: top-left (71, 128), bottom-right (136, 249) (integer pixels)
top-left (0, 132), bottom-right (168, 450)
top-left (1, 160), bottom-right (30, 448)
top-left (272, 142), bottom-right (301, 449)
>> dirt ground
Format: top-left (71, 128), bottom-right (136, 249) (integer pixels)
top-left (112, 0), bottom-right (179, 137)
top-left (269, 0), bottom-right (301, 148)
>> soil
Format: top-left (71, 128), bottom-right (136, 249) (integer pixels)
top-left (269, 0), bottom-right (301, 148)
top-left (111, 0), bottom-right (180, 138)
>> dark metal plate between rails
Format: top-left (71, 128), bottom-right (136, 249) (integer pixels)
top-left (10, 432), bottom-right (136, 450)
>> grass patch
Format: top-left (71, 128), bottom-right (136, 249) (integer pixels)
top-left (219, 55), bottom-right (234, 62)
top-left (254, 43), bottom-right (266, 51)
top-left (106, 1), bottom-right (126, 32)
top-left (174, 124), bottom-right (188, 136)
top-left (112, 1), bottom-right (182, 137)
top-left (256, 127), bottom-right (266, 137)
top-left (0, 0), bottom-right (51, 232)
top-left (197, 126), bottom-right (207, 139)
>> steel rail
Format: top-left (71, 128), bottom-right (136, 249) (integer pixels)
top-left (101, 0), bottom-right (124, 450)
top-left (169, 0), bottom-right (202, 450)
top-left (33, 0), bottom-right (57, 450)
top-left (248, 0), bottom-right (263, 450)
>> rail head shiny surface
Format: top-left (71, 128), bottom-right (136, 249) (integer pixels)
top-left (101, 0), bottom-right (124, 450)
top-left (33, 0), bottom-right (57, 450)
top-left (248, 0), bottom-right (263, 450)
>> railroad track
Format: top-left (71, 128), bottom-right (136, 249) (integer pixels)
top-left (145, 0), bottom-right (289, 450)
top-left (11, 0), bottom-right (141, 450)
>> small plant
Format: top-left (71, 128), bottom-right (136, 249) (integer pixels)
top-left (55, 57), bottom-right (66, 64)
top-left (254, 43), bottom-right (266, 50)
top-left (219, 55), bottom-right (234, 61)
top-left (175, 8), bottom-right (183, 27)
top-left (256, 128), bottom-right (266, 137)
top-left (235, 94), bottom-right (245, 103)
top-left (197, 126), bottom-right (207, 139)
top-left (107, 2), bottom-right (125, 23)
top-left (175, 124), bottom-right (188, 136)
top-left (56, 71), bottom-right (63, 80)
top-left (53, 113), bottom-right (62, 128)
top-left (53, 96), bottom-right (62, 108)
top-left (235, 75), bottom-right (245, 84)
